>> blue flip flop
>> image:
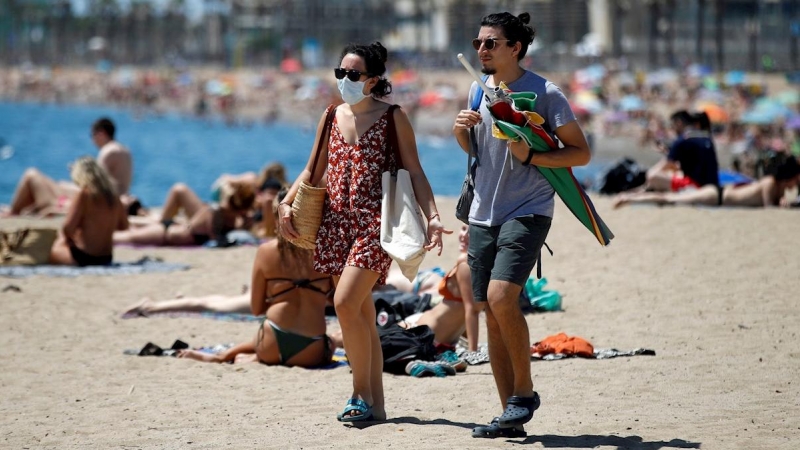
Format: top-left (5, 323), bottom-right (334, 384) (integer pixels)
top-left (336, 398), bottom-right (373, 423)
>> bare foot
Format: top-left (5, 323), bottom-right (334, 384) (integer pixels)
top-left (122, 297), bottom-right (155, 316)
top-left (176, 349), bottom-right (221, 363)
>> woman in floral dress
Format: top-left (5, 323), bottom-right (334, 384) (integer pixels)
top-left (279, 42), bottom-right (449, 422)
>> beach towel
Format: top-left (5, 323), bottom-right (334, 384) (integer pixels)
top-left (531, 332), bottom-right (656, 360)
top-left (0, 256), bottom-right (189, 278)
top-left (121, 311), bottom-right (262, 322)
top-left (124, 341), bottom-right (349, 369)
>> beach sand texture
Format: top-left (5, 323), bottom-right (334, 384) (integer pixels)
top-left (1, 196), bottom-right (798, 449)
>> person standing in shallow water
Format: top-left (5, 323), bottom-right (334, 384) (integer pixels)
top-left (452, 12), bottom-right (591, 439)
top-left (280, 41), bottom-right (450, 423)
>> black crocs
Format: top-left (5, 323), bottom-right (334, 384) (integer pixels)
top-left (472, 417), bottom-right (526, 439)
top-left (497, 392), bottom-right (541, 428)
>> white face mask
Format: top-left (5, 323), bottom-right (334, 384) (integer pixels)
top-left (337, 78), bottom-right (368, 105)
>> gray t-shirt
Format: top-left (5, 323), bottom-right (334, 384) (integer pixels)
top-left (467, 70), bottom-right (575, 226)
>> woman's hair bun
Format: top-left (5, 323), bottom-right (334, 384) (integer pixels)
top-left (518, 12), bottom-right (530, 24)
top-left (371, 41), bottom-right (388, 63)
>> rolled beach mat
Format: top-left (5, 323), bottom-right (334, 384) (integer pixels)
top-left (288, 181), bottom-right (326, 250)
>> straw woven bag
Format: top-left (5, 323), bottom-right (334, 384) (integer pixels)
top-left (0, 228), bottom-right (58, 266)
top-left (287, 105), bottom-right (337, 250)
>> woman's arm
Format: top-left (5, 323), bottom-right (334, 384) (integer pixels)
top-left (455, 258), bottom-right (482, 352)
top-left (393, 107), bottom-right (453, 254)
top-left (278, 108), bottom-right (333, 240)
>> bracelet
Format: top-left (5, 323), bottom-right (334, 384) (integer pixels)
top-left (523, 147), bottom-right (535, 165)
top-left (279, 201), bottom-right (291, 207)
top-left (428, 212), bottom-right (440, 221)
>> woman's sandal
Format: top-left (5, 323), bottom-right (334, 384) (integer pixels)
top-left (336, 398), bottom-right (374, 423)
top-left (497, 392), bottom-right (541, 428)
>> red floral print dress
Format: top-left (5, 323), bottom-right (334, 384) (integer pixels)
top-left (314, 108), bottom-right (397, 284)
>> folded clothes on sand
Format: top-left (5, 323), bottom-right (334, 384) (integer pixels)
top-left (531, 332), bottom-right (656, 360)
top-left (0, 257), bottom-right (189, 278)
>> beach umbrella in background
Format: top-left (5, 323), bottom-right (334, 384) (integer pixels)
top-left (696, 101), bottom-right (729, 124)
top-left (775, 90), bottom-right (800, 106)
top-left (686, 63), bottom-right (713, 78)
top-left (619, 94), bottom-right (646, 112)
top-left (786, 115), bottom-right (800, 130)
top-left (739, 98), bottom-right (793, 124)
top-left (645, 68), bottom-right (679, 86)
top-left (573, 90), bottom-right (604, 114)
top-left (724, 71), bottom-right (747, 86)
top-left (280, 58), bottom-right (303, 74)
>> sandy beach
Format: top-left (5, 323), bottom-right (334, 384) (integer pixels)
top-left (1, 195), bottom-right (798, 449)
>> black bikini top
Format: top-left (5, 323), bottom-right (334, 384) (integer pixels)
top-left (264, 276), bottom-right (334, 302)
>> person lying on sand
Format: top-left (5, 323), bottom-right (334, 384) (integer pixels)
top-left (49, 156), bottom-right (129, 266)
top-left (613, 157), bottom-right (800, 209)
top-left (113, 181), bottom-right (254, 246)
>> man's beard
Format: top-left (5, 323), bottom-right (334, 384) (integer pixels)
top-left (480, 66), bottom-right (496, 75)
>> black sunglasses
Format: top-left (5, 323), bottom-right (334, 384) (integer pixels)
top-left (334, 68), bottom-right (370, 82)
top-left (472, 38), bottom-right (510, 51)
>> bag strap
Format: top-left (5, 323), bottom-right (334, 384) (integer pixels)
top-left (308, 105), bottom-right (338, 186)
top-left (465, 76), bottom-right (488, 175)
top-left (384, 104), bottom-right (403, 172)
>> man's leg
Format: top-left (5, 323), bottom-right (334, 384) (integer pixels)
top-left (486, 279), bottom-right (533, 400)
top-left (485, 305), bottom-right (514, 409)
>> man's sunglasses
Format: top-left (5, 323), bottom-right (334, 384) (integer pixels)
top-left (472, 38), bottom-right (510, 51)
top-left (334, 68), bottom-right (371, 82)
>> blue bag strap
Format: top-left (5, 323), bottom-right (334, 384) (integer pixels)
top-left (470, 76), bottom-right (488, 111)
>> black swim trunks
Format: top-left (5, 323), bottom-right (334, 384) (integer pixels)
top-left (69, 245), bottom-right (112, 267)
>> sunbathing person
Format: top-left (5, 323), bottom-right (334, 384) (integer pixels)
top-left (211, 162), bottom-right (288, 238)
top-left (49, 156), bottom-right (129, 266)
top-left (4, 117), bottom-right (133, 217)
top-left (113, 181), bottom-right (255, 246)
top-left (372, 226), bottom-right (484, 352)
top-left (614, 157), bottom-right (800, 209)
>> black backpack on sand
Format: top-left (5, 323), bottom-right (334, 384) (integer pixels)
top-left (378, 323), bottom-right (437, 375)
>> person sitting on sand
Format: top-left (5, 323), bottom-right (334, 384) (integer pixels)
top-left (211, 162), bottom-right (288, 238)
top-left (172, 195), bottom-right (336, 367)
top-left (614, 156), bottom-right (800, 209)
top-left (643, 111), bottom-right (720, 199)
top-left (113, 181), bottom-right (255, 246)
top-left (4, 117), bottom-right (133, 217)
top-left (49, 156), bottom-right (129, 266)
top-left (382, 225), bottom-right (484, 352)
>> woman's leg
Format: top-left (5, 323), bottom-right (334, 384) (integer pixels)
top-left (113, 223), bottom-right (168, 245)
top-left (333, 267), bottom-right (381, 419)
top-left (9, 168), bottom-right (59, 215)
top-left (160, 183), bottom-right (205, 221)
top-left (124, 293), bottom-right (251, 316)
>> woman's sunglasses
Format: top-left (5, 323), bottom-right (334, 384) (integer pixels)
top-left (472, 38), bottom-right (510, 51)
top-left (334, 68), bottom-right (370, 82)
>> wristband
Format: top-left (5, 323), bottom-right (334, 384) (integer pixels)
top-left (523, 147), bottom-right (535, 166)
top-left (428, 213), bottom-right (440, 221)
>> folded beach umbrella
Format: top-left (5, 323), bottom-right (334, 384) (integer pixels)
top-left (488, 88), bottom-right (614, 246)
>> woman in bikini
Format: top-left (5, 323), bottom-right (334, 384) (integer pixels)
top-left (174, 216), bottom-right (336, 367)
top-left (113, 181), bottom-right (255, 246)
top-left (49, 156), bottom-right (129, 266)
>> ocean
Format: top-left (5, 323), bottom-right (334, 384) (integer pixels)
top-left (0, 101), bottom-right (603, 206)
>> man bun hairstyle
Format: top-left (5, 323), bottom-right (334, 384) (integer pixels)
top-left (480, 12), bottom-right (536, 61)
top-left (341, 41), bottom-right (393, 98)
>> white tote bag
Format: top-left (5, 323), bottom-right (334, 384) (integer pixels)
top-left (380, 168), bottom-right (428, 281)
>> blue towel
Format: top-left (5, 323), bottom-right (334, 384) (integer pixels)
top-left (0, 257), bottom-right (189, 278)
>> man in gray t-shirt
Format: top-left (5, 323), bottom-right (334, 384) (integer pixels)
top-left (452, 12), bottom-right (592, 439)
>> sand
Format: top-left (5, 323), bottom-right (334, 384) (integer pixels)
top-left (1, 196), bottom-right (799, 449)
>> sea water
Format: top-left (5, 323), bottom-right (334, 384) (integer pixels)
top-left (0, 101), bottom-right (602, 207)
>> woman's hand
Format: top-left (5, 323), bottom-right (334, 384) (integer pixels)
top-left (277, 202), bottom-right (300, 240)
top-left (424, 217), bottom-right (453, 256)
